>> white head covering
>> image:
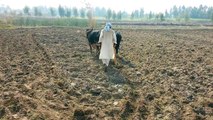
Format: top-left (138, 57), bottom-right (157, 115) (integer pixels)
top-left (104, 22), bottom-right (112, 32)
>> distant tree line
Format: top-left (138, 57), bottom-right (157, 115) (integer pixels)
top-left (0, 4), bottom-right (213, 22)
top-left (144, 5), bottom-right (213, 22)
top-left (168, 5), bottom-right (213, 21)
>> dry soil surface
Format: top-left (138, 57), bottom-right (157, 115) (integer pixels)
top-left (0, 27), bottom-right (213, 120)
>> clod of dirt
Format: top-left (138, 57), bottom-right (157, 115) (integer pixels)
top-left (193, 107), bottom-right (206, 116)
top-left (113, 101), bottom-right (119, 106)
top-left (71, 72), bottom-right (78, 77)
top-left (137, 100), bottom-right (149, 119)
top-left (73, 109), bottom-right (85, 119)
top-left (0, 107), bottom-right (6, 118)
top-left (47, 102), bottom-right (69, 110)
top-left (68, 90), bottom-right (82, 97)
top-left (160, 68), bottom-right (176, 76)
top-left (70, 82), bottom-right (76, 87)
top-left (128, 90), bottom-right (140, 101)
top-left (145, 93), bottom-right (156, 101)
top-left (107, 107), bottom-right (121, 116)
top-left (112, 92), bottom-right (124, 99)
top-left (100, 91), bottom-right (112, 100)
top-left (136, 71), bottom-right (142, 76)
top-left (90, 88), bottom-right (102, 96)
top-left (156, 44), bottom-right (163, 48)
top-left (73, 108), bottom-right (95, 120)
top-left (143, 69), bottom-right (150, 75)
top-left (121, 100), bottom-right (135, 118)
top-left (207, 102), bottom-right (213, 108)
top-left (183, 95), bottom-right (195, 104)
top-left (114, 63), bottom-right (124, 69)
top-left (8, 103), bottom-right (21, 113)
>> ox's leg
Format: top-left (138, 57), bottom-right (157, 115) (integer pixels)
top-left (91, 44), bottom-right (100, 56)
top-left (89, 44), bottom-right (92, 54)
top-left (115, 44), bottom-right (119, 54)
top-left (96, 45), bottom-right (101, 55)
top-left (95, 45), bottom-right (99, 55)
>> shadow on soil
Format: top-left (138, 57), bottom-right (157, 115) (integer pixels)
top-left (106, 65), bottom-right (127, 84)
top-left (92, 54), bottom-right (136, 85)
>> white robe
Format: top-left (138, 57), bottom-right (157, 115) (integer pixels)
top-left (98, 29), bottom-right (117, 60)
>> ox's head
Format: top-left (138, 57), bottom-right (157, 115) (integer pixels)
top-left (86, 28), bottom-right (93, 38)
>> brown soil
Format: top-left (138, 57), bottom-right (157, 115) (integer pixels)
top-left (0, 27), bottom-right (212, 120)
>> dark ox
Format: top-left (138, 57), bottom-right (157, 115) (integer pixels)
top-left (86, 28), bottom-right (122, 54)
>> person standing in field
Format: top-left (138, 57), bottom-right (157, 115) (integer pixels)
top-left (98, 22), bottom-right (117, 72)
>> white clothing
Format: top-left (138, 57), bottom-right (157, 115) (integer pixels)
top-left (102, 59), bottom-right (110, 66)
top-left (98, 29), bottom-right (117, 60)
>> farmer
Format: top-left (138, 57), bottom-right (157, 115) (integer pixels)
top-left (98, 22), bottom-right (117, 72)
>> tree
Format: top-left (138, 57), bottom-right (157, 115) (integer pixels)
top-left (58, 5), bottom-right (65, 17)
top-left (211, 12), bottom-right (213, 22)
top-left (159, 13), bottom-right (165, 21)
top-left (33, 7), bottom-right (42, 16)
top-left (131, 12), bottom-right (134, 20)
top-left (172, 5), bottom-right (178, 18)
top-left (1, 6), bottom-right (12, 15)
top-left (198, 5), bottom-right (208, 19)
top-left (148, 11), bottom-right (153, 19)
top-left (106, 8), bottom-right (112, 20)
top-left (184, 11), bottom-right (190, 22)
top-left (191, 7), bottom-right (198, 18)
top-left (49, 7), bottom-right (56, 17)
top-left (117, 11), bottom-right (122, 20)
top-left (207, 7), bottom-right (213, 19)
top-left (23, 6), bottom-right (30, 15)
top-left (140, 8), bottom-right (144, 18)
top-left (80, 8), bottom-right (85, 18)
top-left (86, 9), bottom-right (92, 19)
top-left (65, 8), bottom-right (71, 17)
top-left (100, 7), bottom-right (106, 18)
top-left (134, 10), bottom-right (139, 18)
top-left (73, 7), bottom-right (78, 17)
top-left (112, 11), bottom-right (116, 20)
top-left (155, 14), bottom-right (159, 21)
top-left (121, 11), bottom-right (128, 18)
top-left (94, 7), bottom-right (101, 17)
top-left (165, 10), bottom-right (169, 18)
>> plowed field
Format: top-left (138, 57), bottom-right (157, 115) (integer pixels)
top-left (0, 27), bottom-right (212, 120)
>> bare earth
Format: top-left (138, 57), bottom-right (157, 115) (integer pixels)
top-left (0, 27), bottom-right (212, 120)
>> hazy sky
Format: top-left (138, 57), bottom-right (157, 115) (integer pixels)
top-left (1, 0), bottom-right (212, 13)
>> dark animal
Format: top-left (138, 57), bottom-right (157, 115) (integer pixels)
top-left (115, 31), bottom-right (122, 54)
top-left (86, 28), bottom-right (101, 54)
top-left (86, 28), bottom-right (122, 54)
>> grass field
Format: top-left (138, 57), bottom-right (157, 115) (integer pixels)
top-left (0, 16), bottom-right (212, 29)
